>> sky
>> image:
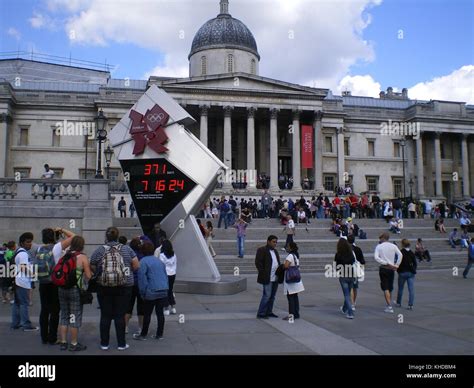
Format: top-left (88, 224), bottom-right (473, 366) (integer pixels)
top-left (0, 0), bottom-right (473, 103)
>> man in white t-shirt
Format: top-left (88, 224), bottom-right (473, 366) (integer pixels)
top-left (283, 215), bottom-right (296, 250)
top-left (374, 233), bottom-right (403, 313)
top-left (11, 232), bottom-right (38, 331)
top-left (41, 164), bottom-right (55, 198)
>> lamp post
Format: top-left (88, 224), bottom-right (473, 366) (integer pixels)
top-left (94, 109), bottom-right (108, 178)
top-left (409, 178), bottom-right (414, 200)
top-left (400, 139), bottom-right (406, 199)
top-left (104, 145), bottom-right (114, 180)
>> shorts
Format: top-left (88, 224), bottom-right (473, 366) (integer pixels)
top-left (58, 287), bottom-right (83, 328)
top-left (379, 267), bottom-right (395, 292)
top-left (353, 278), bottom-right (359, 289)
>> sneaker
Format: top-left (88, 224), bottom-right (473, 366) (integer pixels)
top-left (60, 342), bottom-right (68, 351)
top-left (163, 309), bottom-right (170, 316)
top-left (352, 305), bottom-right (356, 311)
top-left (100, 345), bottom-right (109, 351)
top-left (151, 335), bottom-right (164, 340)
top-left (23, 326), bottom-right (39, 332)
top-left (117, 344), bottom-right (129, 351)
top-left (134, 330), bottom-right (142, 336)
top-left (407, 305), bottom-right (413, 310)
top-left (346, 314), bottom-right (354, 319)
top-left (384, 306), bottom-right (394, 313)
top-left (132, 334), bottom-right (147, 341)
top-left (170, 307), bottom-right (177, 315)
top-left (69, 343), bottom-right (87, 352)
top-left (339, 306), bottom-right (346, 315)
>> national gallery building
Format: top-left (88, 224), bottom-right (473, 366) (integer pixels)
top-left (0, 0), bottom-right (473, 201)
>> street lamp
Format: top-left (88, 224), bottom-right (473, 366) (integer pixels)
top-left (400, 139), bottom-right (406, 199)
top-left (104, 145), bottom-right (114, 180)
top-left (409, 178), bottom-right (414, 200)
top-left (94, 109), bottom-right (108, 178)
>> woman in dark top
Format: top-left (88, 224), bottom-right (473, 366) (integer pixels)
top-left (396, 239), bottom-right (417, 310)
top-left (334, 238), bottom-right (355, 319)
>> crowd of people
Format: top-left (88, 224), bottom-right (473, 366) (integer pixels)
top-left (0, 224), bottom-right (177, 351)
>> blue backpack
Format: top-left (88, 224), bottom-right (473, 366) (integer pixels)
top-left (222, 202), bottom-right (230, 212)
top-left (34, 245), bottom-right (56, 284)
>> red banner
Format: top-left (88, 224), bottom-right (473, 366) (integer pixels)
top-left (301, 125), bottom-right (313, 168)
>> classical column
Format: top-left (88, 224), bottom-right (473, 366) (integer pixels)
top-left (461, 134), bottom-right (471, 198)
top-left (406, 138), bottom-right (415, 188)
top-left (269, 108), bottom-right (279, 191)
top-left (0, 113), bottom-right (12, 178)
top-left (292, 109), bottom-right (301, 190)
top-left (434, 132), bottom-right (442, 197)
top-left (337, 127), bottom-right (345, 187)
top-left (247, 107), bottom-right (256, 188)
top-left (313, 111), bottom-right (323, 192)
top-left (199, 105), bottom-right (209, 147)
top-left (223, 106), bottom-right (233, 169)
top-left (416, 133), bottom-right (425, 197)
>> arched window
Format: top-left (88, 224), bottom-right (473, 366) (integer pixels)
top-left (227, 54), bottom-right (234, 72)
top-left (250, 59), bottom-right (256, 75)
top-left (201, 56), bottom-right (207, 75)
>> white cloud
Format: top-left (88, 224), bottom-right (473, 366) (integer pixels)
top-left (7, 27), bottom-right (21, 41)
top-left (29, 12), bottom-right (57, 30)
top-left (143, 55), bottom-right (189, 79)
top-left (408, 65), bottom-right (474, 104)
top-left (33, 0), bottom-right (382, 83)
top-left (337, 74), bottom-right (381, 97)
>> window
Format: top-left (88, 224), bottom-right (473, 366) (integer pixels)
top-left (393, 142), bottom-right (400, 157)
top-left (13, 167), bottom-right (31, 179)
top-left (52, 127), bottom-right (60, 147)
top-left (79, 169), bottom-right (96, 180)
top-left (344, 138), bottom-right (350, 156)
top-left (227, 54), bottom-right (234, 72)
top-left (325, 136), bottom-right (333, 153)
top-left (368, 140), bottom-right (375, 157)
top-left (19, 127), bottom-right (29, 146)
top-left (366, 176), bottom-right (379, 192)
top-left (49, 168), bottom-right (63, 179)
top-left (201, 56), bottom-right (207, 75)
top-left (251, 59), bottom-right (256, 75)
top-left (324, 175), bottom-right (336, 192)
top-left (393, 178), bottom-right (403, 198)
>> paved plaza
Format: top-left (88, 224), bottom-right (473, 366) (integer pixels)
top-left (1, 269), bottom-right (472, 355)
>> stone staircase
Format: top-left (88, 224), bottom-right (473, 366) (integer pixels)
top-left (112, 216), bottom-right (469, 275)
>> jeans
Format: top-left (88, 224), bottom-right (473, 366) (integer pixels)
top-left (394, 209), bottom-right (402, 219)
top-left (165, 275), bottom-right (176, 307)
top-left (237, 236), bottom-right (245, 257)
top-left (463, 259), bottom-right (474, 278)
top-left (97, 286), bottom-right (132, 347)
top-left (338, 277), bottom-right (354, 317)
top-left (317, 206), bottom-right (324, 219)
top-left (257, 281), bottom-right (278, 317)
top-left (141, 298), bottom-right (166, 337)
top-left (39, 283), bottom-right (60, 343)
top-left (287, 292), bottom-right (300, 318)
top-left (262, 204), bottom-right (269, 218)
top-left (11, 285), bottom-right (33, 329)
top-left (218, 211), bottom-right (228, 228)
top-left (396, 272), bottom-right (415, 306)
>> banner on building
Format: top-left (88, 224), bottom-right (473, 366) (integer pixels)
top-left (301, 125), bottom-right (313, 168)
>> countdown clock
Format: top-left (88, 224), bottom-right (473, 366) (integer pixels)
top-left (120, 158), bottom-right (196, 233)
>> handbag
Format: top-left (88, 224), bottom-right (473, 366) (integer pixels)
top-left (352, 252), bottom-right (364, 280)
top-left (285, 255), bottom-right (301, 283)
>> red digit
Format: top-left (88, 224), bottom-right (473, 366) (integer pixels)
top-left (144, 164), bottom-right (151, 176)
top-left (163, 164), bottom-right (167, 174)
top-left (176, 180), bottom-right (184, 190)
top-left (141, 180), bottom-right (148, 191)
top-left (168, 179), bottom-right (176, 191)
top-left (153, 164), bottom-right (159, 174)
top-left (155, 180), bottom-right (165, 191)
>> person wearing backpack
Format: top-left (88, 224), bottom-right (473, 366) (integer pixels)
top-left (11, 232), bottom-right (38, 331)
top-left (90, 227), bottom-right (139, 351)
top-left (56, 236), bottom-right (92, 351)
top-left (35, 227), bottom-right (75, 345)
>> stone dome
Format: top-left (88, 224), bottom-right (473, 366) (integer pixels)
top-left (189, 1), bottom-right (260, 60)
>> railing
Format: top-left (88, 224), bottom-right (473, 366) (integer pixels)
top-left (0, 179), bottom-right (110, 201)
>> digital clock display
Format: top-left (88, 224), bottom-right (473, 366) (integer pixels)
top-left (120, 158), bottom-right (197, 234)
